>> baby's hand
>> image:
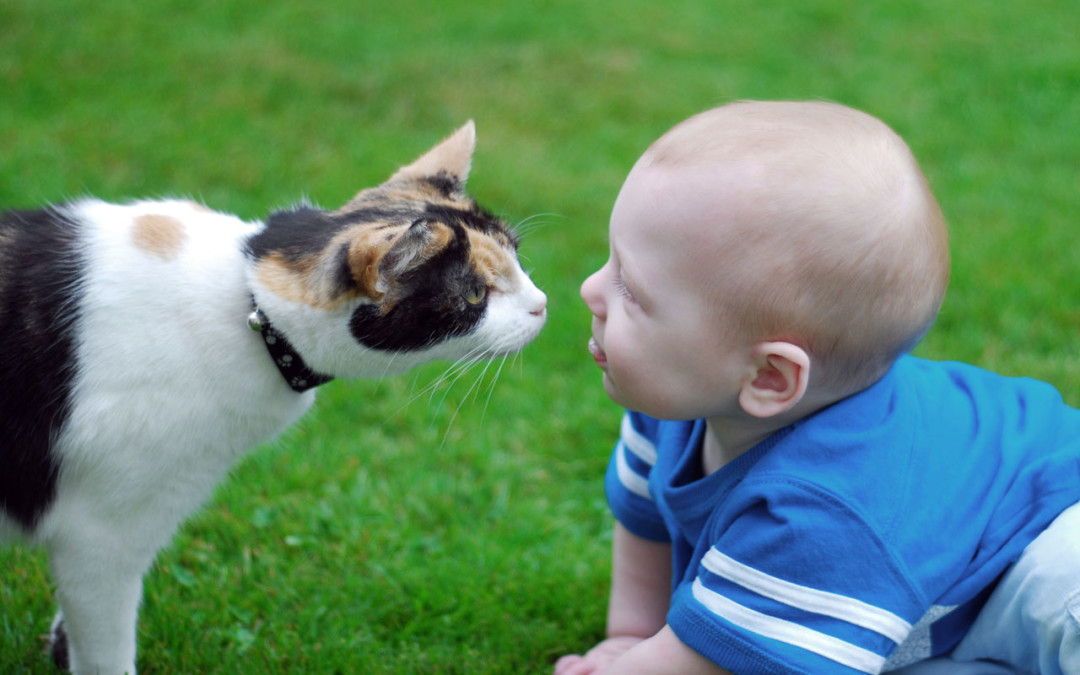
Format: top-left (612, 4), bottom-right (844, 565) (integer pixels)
top-left (554, 636), bottom-right (644, 675)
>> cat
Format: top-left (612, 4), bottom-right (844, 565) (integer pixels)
top-left (0, 121), bottom-right (547, 675)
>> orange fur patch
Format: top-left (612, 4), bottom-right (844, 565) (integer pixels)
top-left (341, 224), bottom-right (406, 301)
top-left (466, 229), bottom-right (517, 291)
top-left (132, 215), bottom-right (186, 261)
top-left (254, 223), bottom-right (411, 311)
top-left (254, 253), bottom-right (319, 307)
top-left (253, 207), bottom-right (512, 315)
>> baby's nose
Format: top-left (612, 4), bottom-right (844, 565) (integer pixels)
top-left (580, 271), bottom-right (606, 318)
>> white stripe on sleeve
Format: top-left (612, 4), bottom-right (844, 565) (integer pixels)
top-left (702, 549), bottom-right (911, 644)
top-left (692, 578), bottom-right (887, 674)
top-left (615, 441), bottom-right (652, 500)
top-left (620, 413), bottom-right (657, 465)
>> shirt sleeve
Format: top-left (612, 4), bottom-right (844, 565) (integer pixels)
top-left (604, 411), bottom-right (670, 542)
top-left (668, 478), bottom-right (928, 674)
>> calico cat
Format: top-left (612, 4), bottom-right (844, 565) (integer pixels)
top-left (0, 122), bottom-right (547, 674)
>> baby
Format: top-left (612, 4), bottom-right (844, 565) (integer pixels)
top-left (556, 101), bottom-right (1080, 675)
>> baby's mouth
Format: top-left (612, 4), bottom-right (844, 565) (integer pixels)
top-left (588, 337), bottom-right (608, 367)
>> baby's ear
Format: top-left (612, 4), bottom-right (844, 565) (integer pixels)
top-left (738, 342), bottom-right (811, 418)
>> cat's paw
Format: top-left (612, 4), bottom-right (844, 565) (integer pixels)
top-left (48, 613), bottom-right (70, 671)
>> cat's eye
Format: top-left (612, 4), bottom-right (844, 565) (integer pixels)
top-left (465, 286), bottom-right (487, 305)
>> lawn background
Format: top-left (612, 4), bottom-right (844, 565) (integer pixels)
top-left (2, 1), bottom-right (1078, 673)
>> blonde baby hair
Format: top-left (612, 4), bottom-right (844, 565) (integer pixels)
top-left (642, 100), bottom-right (949, 393)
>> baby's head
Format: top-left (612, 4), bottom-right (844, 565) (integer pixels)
top-left (584, 101), bottom-right (948, 421)
top-left (643, 101), bottom-right (948, 395)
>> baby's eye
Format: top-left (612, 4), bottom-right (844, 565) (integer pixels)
top-left (613, 274), bottom-right (636, 303)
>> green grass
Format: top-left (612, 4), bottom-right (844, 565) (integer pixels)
top-left (2, 0), bottom-right (1080, 672)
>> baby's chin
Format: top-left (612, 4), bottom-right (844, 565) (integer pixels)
top-left (600, 372), bottom-right (630, 407)
top-left (604, 381), bottom-right (713, 422)
top-left (602, 375), bottom-right (654, 416)
top-left (601, 375), bottom-right (621, 403)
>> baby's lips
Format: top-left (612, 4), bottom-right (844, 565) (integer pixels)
top-left (588, 337), bottom-right (608, 366)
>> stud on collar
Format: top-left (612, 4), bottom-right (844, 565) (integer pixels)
top-left (249, 299), bottom-right (333, 393)
top-left (247, 307), bottom-right (268, 332)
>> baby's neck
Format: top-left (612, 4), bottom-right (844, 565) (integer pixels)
top-left (704, 388), bottom-right (842, 474)
top-left (702, 421), bottom-right (777, 475)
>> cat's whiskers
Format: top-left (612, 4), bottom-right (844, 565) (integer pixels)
top-left (393, 343), bottom-right (488, 415)
top-left (370, 350), bottom-right (404, 396)
top-left (430, 358), bottom-right (477, 410)
top-left (428, 346), bottom-right (486, 398)
top-left (377, 351), bottom-right (403, 380)
top-left (479, 354), bottom-right (511, 426)
top-left (438, 353), bottom-right (500, 448)
top-left (512, 212), bottom-right (559, 240)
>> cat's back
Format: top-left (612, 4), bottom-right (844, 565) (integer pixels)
top-left (8, 198), bottom-right (262, 377)
top-left (1, 197), bottom-right (258, 310)
top-left (1, 199), bottom-right (308, 537)
top-left (71, 198), bottom-right (258, 336)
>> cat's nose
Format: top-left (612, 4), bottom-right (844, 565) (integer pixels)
top-left (529, 294), bottom-right (547, 317)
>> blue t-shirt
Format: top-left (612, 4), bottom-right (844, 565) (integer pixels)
top-left (605, 356), bottom-right (1080, 674)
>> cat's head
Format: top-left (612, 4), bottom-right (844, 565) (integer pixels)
top-left (246, 122), bottom-right (547, 379)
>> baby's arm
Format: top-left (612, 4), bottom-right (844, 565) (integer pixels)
top-left (599, 626), bottom-right (731, 675)
top-left (555, 522), bottom-right (681, 675)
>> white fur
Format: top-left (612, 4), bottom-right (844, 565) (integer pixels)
top-left (9, 198), bottom-right (545, 674)
top-left (246, 237), bottom-right (547, 379)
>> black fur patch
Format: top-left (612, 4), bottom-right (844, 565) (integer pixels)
top-left (329, 243), bottom-right (355, 296)
top-left (245, 207), bottom-right (342, 262)
top-left (350, 223), bottom-right (487, 351)
top-left (249, 195), bottom-right (515, 354)
top-left (424, 203), bottom-right (518, 245)
top-left (327, 206), bottom-right (430, 231)
top-left (50, 619), bottom-right (70, 670)
top-left (247, 194), bottom-right (516, 266)
top-left (0, 207), bottom-right (84, 531)
top-left (423, 173), bottom-right (461, 198)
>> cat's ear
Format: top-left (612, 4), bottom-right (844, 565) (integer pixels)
top-left (309, 219), bottom-right (453, 307)
top-left (373, 219), bottom-right (455, 296)
top-left (387, 121), bottom-right (476, 187)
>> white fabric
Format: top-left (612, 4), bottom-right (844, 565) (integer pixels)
top-left (948, 500), bottom-right (1080, 675)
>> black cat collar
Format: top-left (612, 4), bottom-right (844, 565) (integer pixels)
top-left (247, 301), bottom-right (334, 393)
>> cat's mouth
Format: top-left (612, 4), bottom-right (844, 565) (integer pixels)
top-left (588, 337), bottom-right (608, 367)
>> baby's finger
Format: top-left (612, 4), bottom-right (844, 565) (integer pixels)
top-left (553, 654), bottom-right (591, 675)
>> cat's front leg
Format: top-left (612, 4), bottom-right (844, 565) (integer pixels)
top-left (46, 519), bottom-right (150, 675)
